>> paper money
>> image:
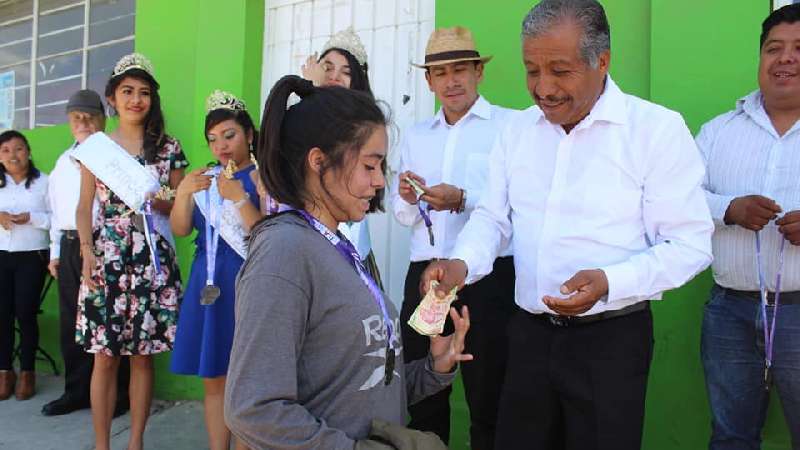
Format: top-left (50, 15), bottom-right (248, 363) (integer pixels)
top-left (408, 280), bottom-right (458, 336)
top-left (222, 159), bottom-right (238, 179)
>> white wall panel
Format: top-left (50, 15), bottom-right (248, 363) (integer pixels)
top-left (262, 0), bottom-right (436, 307)
top-left (311, 0), bottom-right (333, 37)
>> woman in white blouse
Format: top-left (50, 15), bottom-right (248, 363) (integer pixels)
top-left (0, 130), bottom-right (50, 402)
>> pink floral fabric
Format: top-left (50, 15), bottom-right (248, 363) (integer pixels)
top-left (76, 136), bottom-right (188, 356)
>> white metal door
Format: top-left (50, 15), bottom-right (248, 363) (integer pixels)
top-left (261, 0), bottom-right (436, 308)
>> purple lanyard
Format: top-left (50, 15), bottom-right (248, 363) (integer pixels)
top-left (267, 194), bottom-right (280, 215)
top-left (142, 199), bottom-right (161, 276)
top-left (292, 210), bottom-right (394, 348)
top-left (755, 230), bottom-right (786, 389)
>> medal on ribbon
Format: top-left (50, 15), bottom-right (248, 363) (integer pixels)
top-left (755, 230), bottom-right (787, 391)
top-left (201, 175), bottom-right (225, 305)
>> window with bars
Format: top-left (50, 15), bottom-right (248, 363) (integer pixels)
top-left (0, 0), bottom-right (135, 130)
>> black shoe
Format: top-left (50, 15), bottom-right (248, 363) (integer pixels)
top-left (112, 398), bottom-right (130, 418)
top-left (41, 395), bottom-right (90, 416)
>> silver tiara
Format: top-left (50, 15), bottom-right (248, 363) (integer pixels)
top-left (322, 27), bottom-right (368, 66)
top-left (112, 53), bottom-right (155, 78)
top-left (206, 89), bottom-right (247, 114)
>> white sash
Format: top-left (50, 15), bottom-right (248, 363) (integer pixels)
top-left (72, 132), bottom-right (175, 248)
top-left (193, 167), bottom-right (248, 259)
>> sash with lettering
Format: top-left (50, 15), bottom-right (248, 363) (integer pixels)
top-left (71, 132), bottom-right (175, 248)
top-left (193, 166), bottom-right (248, 259)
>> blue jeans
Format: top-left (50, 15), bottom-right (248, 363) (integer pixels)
top-left (701, 285), bottom-right (800, 450)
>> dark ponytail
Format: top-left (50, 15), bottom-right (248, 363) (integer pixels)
top-left (257, 75), bottom-right (387, 212)
top-left (0, 130), bottom-right (40, 189)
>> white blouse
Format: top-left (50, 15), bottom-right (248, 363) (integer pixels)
top-left (0, 172), bottom-right (50, 252)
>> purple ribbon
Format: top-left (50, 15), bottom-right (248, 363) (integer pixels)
top-left (292, 210), bottom-right (394, 347)
top-left (755, 230), bottom-right (786, 388)
top-left (143, 199), bottom-right (162, 278)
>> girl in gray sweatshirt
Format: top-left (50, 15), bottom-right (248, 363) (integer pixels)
top-left (224, 75), bottom-right (472, 450)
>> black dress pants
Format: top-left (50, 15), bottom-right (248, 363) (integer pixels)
top-left (401, 256), bottom-right (516, 449)
top-left (0, 249), bottom-right (47, 371)
top-left (494, 305), bottom-right (654, 450)
top-left (57, 233), bottom-right (128, 404)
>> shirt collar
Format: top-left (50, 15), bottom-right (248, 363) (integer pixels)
top-left (533, 75), bottom-right (628, 129)
top-left (738, 90), bottom-right (800, 138)
top-left (429, 95), bottom-right (492, 129)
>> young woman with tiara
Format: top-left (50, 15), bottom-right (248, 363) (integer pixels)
top-left (224, 75), bottom-right (471, 449)
top-left (170, 90), bottom-right (260, 450)
top-left (74, 53), bottom-right (187, 450)
top-left (302, 27), bottom-right (385, 289)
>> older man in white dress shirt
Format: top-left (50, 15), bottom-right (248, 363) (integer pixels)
top-left (42, 90), bottom-right (128, 417)
top-left (423, 1), bottom-right (714, 449)
top-left (698, 5), bottom-right (800, 449)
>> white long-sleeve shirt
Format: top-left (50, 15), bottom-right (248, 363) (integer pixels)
top-left (47, 144), bottom-right (81, 260)
top-left (698, 90), bottom-right (800, 292)
top-left (0, 171), bottom-right (50, 252)
top-left (391, 95), bottom-right (514, 261)
top-left (451, 77), bottom-right (714, 315)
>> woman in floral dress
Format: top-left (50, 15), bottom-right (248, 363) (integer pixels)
top-left (75, 53), bottom-right (187, 450)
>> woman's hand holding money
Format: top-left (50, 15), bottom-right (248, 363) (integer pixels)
top-left (429, 305), bottom-right (472, 374)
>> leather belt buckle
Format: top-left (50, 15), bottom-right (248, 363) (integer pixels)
top-left (548, 315), bottom-right (570, 327)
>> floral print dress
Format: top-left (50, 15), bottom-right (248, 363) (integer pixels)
top-left (77, 136), bottom-right (188, 356)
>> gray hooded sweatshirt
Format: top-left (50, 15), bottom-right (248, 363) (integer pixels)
top-left (225, 213), bottom-right (455, 449)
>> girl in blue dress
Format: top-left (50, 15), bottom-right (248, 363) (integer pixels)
top-left (169, 90), bottom-right (261, 450)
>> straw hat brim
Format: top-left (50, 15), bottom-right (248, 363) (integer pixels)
top-left (412, 55), bottom-right (493, 69)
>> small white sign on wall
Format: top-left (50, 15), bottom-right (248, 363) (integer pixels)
top-left (0, 71), bottom-right (14, 131)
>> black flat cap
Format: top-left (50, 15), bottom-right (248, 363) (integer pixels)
top-left (66, 89), bottom-right (104, 116)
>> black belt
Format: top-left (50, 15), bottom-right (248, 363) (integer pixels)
top-left (534, 301), bottom-right (650, 327)
top-left (62, 230), bottom-right (79, 239)
top-left (717, 284), bottom-right (800, 306)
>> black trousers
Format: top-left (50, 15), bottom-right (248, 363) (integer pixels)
top-left (0, 249), bottom-right (47, 371)
top-left (495, 306), bottom-right (654, 450)
top-left (401, 256), bottom-right (516, 449)
top-left (57, 233), bottom-right (128, 404)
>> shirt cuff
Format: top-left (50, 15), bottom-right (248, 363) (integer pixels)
top-left (29, 212), bottom-right (50, 229)
top-left (600, 262), bottom-right (639, 303)
top-left (449, 247), bottom-right (483, 285)
top-left (425, 354), bottom-right (458, 385)
top-left (706, 193), bottom-right (737, 225)
top-left (50, 241), bottom-right (60, 260)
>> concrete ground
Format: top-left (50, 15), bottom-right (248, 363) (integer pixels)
top-left (0, 374), bottom-right (209, 450)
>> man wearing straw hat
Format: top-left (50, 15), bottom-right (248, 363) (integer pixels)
top-left (391, 26), bottom-right (516, 449)
top-left (420, 1), bottom-right (714, 448)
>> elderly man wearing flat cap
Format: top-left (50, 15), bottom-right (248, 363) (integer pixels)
top-left (42, 90), bottom-right (129, 417)
top-left (391, 26), bottom-right (516, 449)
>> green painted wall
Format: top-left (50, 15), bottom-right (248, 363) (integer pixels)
top-left (438, 1), bottom-right (790, 449)
top-left (24, 0), bottom-right (264, 401)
